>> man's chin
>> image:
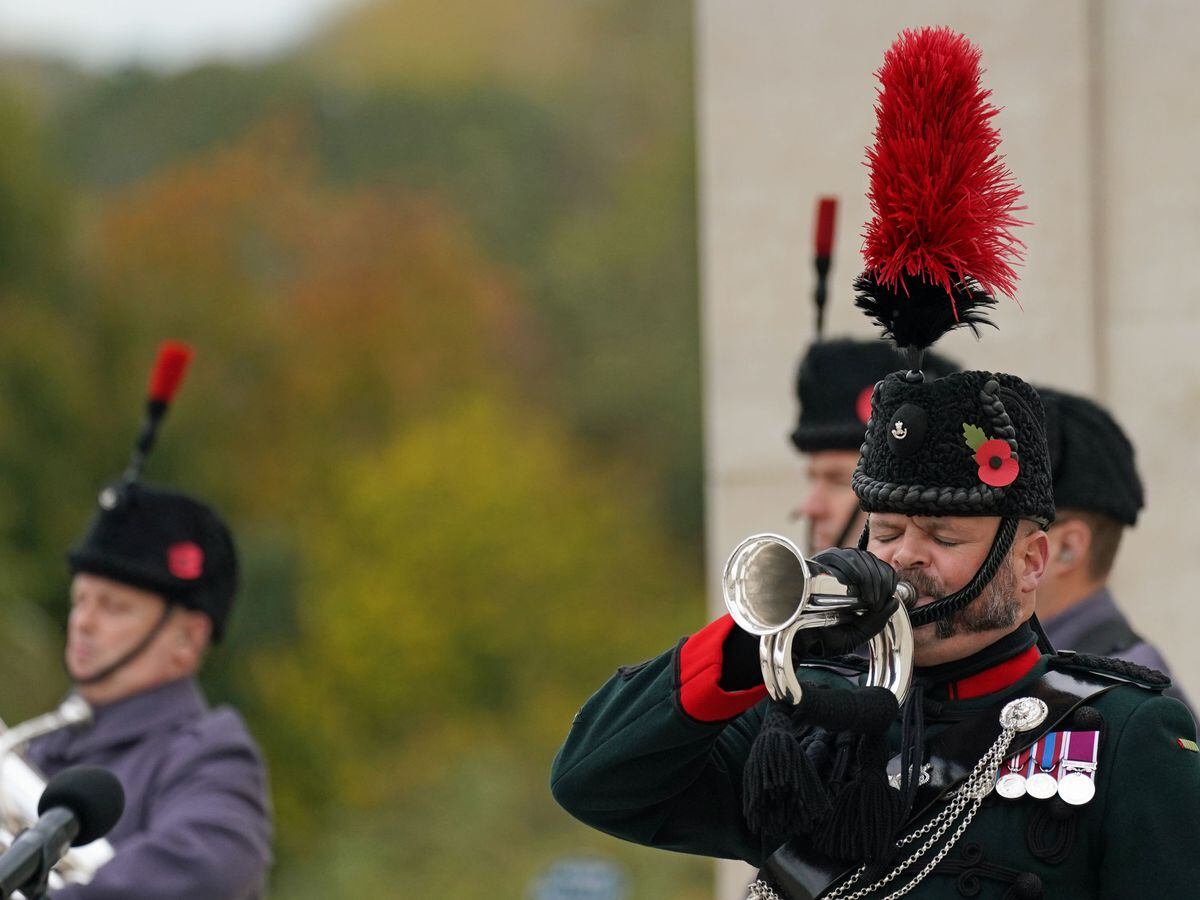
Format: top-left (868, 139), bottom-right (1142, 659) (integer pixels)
top-left (65, 658), bottom-right (105, 684)
top-left (911, 621), bottom-right (946, 648)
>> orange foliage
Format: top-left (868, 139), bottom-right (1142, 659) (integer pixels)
top-left (86, 118), bottom-right (537, 512)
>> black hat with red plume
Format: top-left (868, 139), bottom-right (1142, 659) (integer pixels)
top-left (68, 342), bottom-right (238, 644)
top-left (791, 196), bottom-right (963, 456)
top-left (849, 28), bottom-right (1055, 635)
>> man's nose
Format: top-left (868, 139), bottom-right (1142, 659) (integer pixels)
top-left (69, 599), bottom-right (96, 633)
top-left (798, 485), bottom-right (826, 521)
top-left (891, 532), bottom-right (930, 572)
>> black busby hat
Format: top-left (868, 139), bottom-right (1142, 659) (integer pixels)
top-left (1039, 386), bottom-right (1143, 526)
top-left (791, 339), bottom-right (961, 453)
top-left (69, 484), bottom-right (238, 642)
top-left (854, 370), bottom-right (1054, 525)
top-left (68, 342), bottom-right (238, 642)
top-left (847, 27), bottom-right (1055, 626)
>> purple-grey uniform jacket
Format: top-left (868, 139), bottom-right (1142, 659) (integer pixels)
top-left (1043, 586), bottom-right (1194, 719)
top-left (26, 677), bottom-right (272, 899)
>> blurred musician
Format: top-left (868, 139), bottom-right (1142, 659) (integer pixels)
top-left (26, 343), bottom-right (271, 898)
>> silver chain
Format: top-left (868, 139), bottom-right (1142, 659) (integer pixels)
top-left (747, 882), bottom-right (786, 900)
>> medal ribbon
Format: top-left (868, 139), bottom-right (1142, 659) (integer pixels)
top-left (1036, 730), bottom-right (1069, 774)
top-left (1003, 746), bottom-right (1031, 774)
top-left (1064, 730), bottom-right (1100, 767)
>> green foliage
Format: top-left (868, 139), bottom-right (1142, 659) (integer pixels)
top-left (0, 93), bottom-right (69, 297)
top-left (253, 398), bottom-right (702, 878)
top-left (50, 64), bottom-right (308, 188)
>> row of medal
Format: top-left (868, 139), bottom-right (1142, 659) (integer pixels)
top-left (994, 729), bottom-right (1100, 806)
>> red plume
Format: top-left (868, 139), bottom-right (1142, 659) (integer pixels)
top-left (814, 197), bottom-right (837, 259)
top-left (862, 27), bottom-right (1025, 305)
top-left (147, 341), bottom-right (194, 404)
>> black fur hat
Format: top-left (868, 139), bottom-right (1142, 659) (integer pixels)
top-left (69, 484), bottom-right (238, 642)
top-left (853, 370), bottom-right (1055, 526)
top-left (66, 342), bottom-right (238, 643)
top-left (791, 339), bottom-right (961, 453)
top-left (1039, 386), bottom-right (1142, 526)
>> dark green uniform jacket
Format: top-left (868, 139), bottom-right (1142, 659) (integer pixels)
top-left (551, 616), bottom-right (1200, 898)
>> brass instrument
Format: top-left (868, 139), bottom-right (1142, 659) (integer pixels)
top-left (722, 533), bottom-right (916, 704)
top-left (0, 696), bottom-right (115, 890)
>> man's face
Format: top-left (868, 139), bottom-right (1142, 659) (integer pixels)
top-left (794, 450), bottom-right (863, 552)
top-left (67, 572), bottom-right (209, 706)
top-left (866, 513), bottom-right (1048, 666)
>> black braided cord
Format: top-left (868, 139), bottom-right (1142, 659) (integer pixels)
top-left (1047, 652), bottom-right (1172, 689)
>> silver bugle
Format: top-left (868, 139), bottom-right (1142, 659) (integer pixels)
top-left (722, 533), bottom-right (915, 705)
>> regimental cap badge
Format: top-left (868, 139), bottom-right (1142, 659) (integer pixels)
top-left (887, 403), bottom-right (927, 458)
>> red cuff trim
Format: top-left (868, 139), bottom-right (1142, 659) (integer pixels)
top-left (678, 614), bottom-right (767, 722)
top-left (950, 645), bottom-right (1041, 700)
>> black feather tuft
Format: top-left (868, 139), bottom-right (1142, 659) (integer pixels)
top-left (854, 271), bottom-right (997, 371)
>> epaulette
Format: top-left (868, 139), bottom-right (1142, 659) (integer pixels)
top-left (1047, 650), bottom-right (1171, 692)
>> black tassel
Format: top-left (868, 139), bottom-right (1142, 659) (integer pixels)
top-left (743, 687), bottom-right (904, 852)
top-left (743, 704), bottom-right (832, 839)
top-left (791, 734), bottom-right (834, 834)
top-left (813, 733), bottom-right (902, 864)
top-left (829, 729), bottom-right (857, 785)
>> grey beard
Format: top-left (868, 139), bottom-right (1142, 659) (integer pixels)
top-left (898, 555), bottom-right (1020, 639)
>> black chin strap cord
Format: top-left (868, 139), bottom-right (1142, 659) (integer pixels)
top-left (69, 603), bottom-right (177, 686)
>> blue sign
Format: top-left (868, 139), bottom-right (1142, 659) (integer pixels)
top-left (529, 856), bottom-right (627, 900)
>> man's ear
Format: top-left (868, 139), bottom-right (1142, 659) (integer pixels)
top-left (1017, 528), bottom-right (1050, 594)
top-left (1048, 519), bottom-right (1092, 579)
top-left (175, 609), bottom-right (212, 662)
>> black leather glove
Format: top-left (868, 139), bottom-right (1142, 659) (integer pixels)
top-left (793, 548), bottom-right (900, 658)
top-left (719, 622), bottom-right (765, 691)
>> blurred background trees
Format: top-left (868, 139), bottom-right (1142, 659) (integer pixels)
top-left (0, 0), bottom-right (708, 895)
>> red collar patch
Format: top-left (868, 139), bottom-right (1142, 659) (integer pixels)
top-left (949, 645), bottom-right (1041, 700)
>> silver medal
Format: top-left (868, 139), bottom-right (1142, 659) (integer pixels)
top-left (995, 771), bottom-right (1027, 799)
top-left (1057, 770), bottom-right (1096, 806)
top-left (1026, 770), bottom-right (1058, 800)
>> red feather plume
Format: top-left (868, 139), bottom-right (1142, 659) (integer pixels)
top-left (862, 27), bottom-right (1025, 306)
top-left (814, 197), bottom-right (837, 259)
top-left (147, 341), bottom-right (194, 404)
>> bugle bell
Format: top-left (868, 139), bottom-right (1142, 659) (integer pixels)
top-left (722, 533), bottom-right (915, 705)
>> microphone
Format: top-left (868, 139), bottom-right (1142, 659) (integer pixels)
top-left (0, 766), bottom-right (124, 899)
